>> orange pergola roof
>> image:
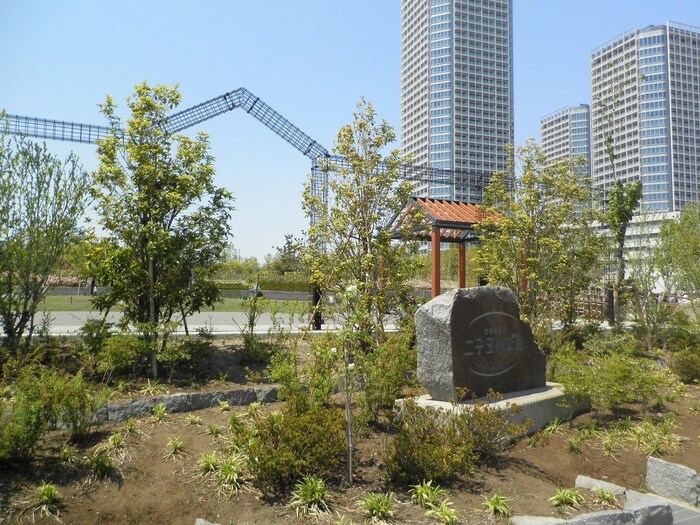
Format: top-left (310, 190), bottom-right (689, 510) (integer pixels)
top-left (389, 197), bottom-right (491, 243)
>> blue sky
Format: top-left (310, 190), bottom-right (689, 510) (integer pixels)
top-left (2, 1), bottom-right (700, 260)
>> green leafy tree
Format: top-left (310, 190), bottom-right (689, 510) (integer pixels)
top-left (302, 99), bottom-right (419, 348)
top-left (0, 133), bottom-right (89, 357)
top-left (88, 82), bottom-right (233, 377)
top-left (265, 234), bottom-right (305, 275)
top-left (606, 179), bottom-right (642, 324)
top-left (474, 140), bottom-right (605, 336)
top-left (657, 206), bottom-right (700, 299)
top-left (301, 100), bottom-right (420, 484)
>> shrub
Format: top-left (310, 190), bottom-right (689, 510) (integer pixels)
top-left (670, 347), bottom-right (700, 383)
top-left (453, 394), bottom-right (526, 461)
top-left (0, 372), bottom-right (47, 462)
top-left (266, 336), bottom-right (341, 414)
top-left (357, 330), bottom-right (417, 423)
top-left (98, 335), bottom-right (145, 377)
top-left (551, 335), bottom-right (680, 413)
top-left (57, 370), bottom-right (109, 440)
top-left (385, 400), bottom-right (474, 485)
top-left (246, 405), bottom-right (345, 495)
top-left (79, 318), bottom-right (115, 356)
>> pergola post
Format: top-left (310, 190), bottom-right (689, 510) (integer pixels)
top-left (431, 227), bottom-right (441, 298)
top-left (458, 242), bottom-right (466, 289)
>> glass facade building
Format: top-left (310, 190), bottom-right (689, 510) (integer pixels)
top-left (540, 104), bottom-right (591, 180)
top-left (591, 22), bottom-right (700, 213)
top-left (400, 0), bottom-right (514, 203)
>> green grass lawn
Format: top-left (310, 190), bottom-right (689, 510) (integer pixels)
top-left (38, 295), bottom-right (308, 314)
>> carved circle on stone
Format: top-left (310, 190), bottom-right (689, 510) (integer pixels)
top-left (463, 311), bottom-right (522, 377)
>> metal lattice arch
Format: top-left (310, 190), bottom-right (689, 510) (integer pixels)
top-left (1, 87), bottom-right (493, 227)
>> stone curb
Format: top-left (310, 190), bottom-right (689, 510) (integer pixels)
top-left (97, 385), bottom-right (278, 424)
top-left (646, 456), bottom-right (699, 507)
top-left (510, 476), bottom-right (672, 525)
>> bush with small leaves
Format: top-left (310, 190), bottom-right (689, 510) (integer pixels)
top-left (290, 475), bottom-right (329, 518)
top-left (0, 369), bottom-right (48, 462)
top-left (358, 492), bottom-right (394, 520)
top-left (385, 400), bottom-right (474, 485)
top-left (670, 347), bottom-right (700, 384)
top-left (357, 329), bottom-right (417, 423)
top-left (453, 394), bottom-right (527, 462)
top-left (246, 404), bottom-right (345, 495)
top-left (97, 334), bottom-right (146, 376)
top-left (59, 370), bottom-right (109, 440)
top-left (551, 335), bottom-right (680, 413)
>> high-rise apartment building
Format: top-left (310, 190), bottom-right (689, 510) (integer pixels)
top-left (540, 104), bottom-right (591, 179)
top-left (400, 0), bottom-right (514, 203)
top-left (590, 22), bottom-right (700, 213)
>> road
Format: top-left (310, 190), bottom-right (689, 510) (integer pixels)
top-left (41, 310), bottom-right (343, 336)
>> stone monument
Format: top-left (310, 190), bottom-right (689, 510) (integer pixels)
top-left (416, 286), bottom-right (546, 401)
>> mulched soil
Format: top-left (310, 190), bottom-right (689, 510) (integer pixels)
top-left (1, 377), bottom-right (698, 524)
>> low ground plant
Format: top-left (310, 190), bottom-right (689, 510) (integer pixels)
top-left (32, 482), bottom-right (61, 521)
top-left (216, 453), bottom-right (247, 497)
top-left (409, 480), bottom-right (448, 509)
top-left (163, 437), bottom-right (185, 460)
top-left (289, 475), bottom-right (330, 518)
top-left (186, 415), bottom-right (202, 426)
top-left (197, 451), bottom-right (219, 475)
top-left (358, 492), bottom-right (394, 520)
top-left (87, 452), bottom-right (116, 479)
top-left (425, 498), bottom-right (458, 525)
top-left (152, 402), bottom-right (167, 422)
top-left (592, 488), bottom-right (618, 508)
top-left (549, 488), bottom-right (584, 510)
top-left (482, 492), bottom-right (513, 520)
top-left (205, 424), bottom-right (224, 439)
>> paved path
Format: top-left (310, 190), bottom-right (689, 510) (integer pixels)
top-left (671, 501), bottom-right (700, 524)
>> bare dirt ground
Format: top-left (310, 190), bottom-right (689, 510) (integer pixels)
top-left (1, 363), bottom-right (699, 524)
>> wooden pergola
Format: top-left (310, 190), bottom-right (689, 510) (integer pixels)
top-left (388, 197), bottom-right (490, 298)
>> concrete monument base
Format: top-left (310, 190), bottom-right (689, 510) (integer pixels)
top-left (397, 382), bottom-right (590, 434)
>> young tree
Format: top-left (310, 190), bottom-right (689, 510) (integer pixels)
top-left (301, 99), bottom-right (420, 484)
top-left (301, 99), bottom-right (419, 349)
top-left (0, 133), bottom-right (90, 356)
top-left (606, 179), bottom-right (642, 324)
top-left (474, 140), bottom-right (605, 337)
top-left (88, 82), bottom-right (233, 377)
